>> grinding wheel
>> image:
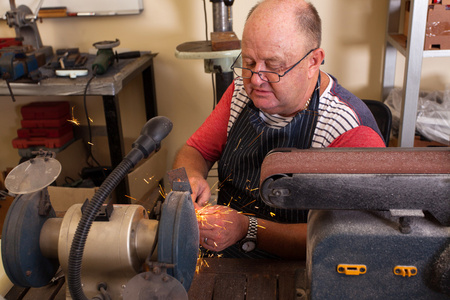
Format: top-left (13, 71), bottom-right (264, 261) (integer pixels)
top-left (1, 189), bottom-right (59, 287)
top-left (158, 191), bottom-right (199, 291)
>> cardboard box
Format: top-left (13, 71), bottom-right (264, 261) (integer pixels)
top-left (404, 0), bottom-right (450, 50)
top-left (424, 1), bottom-right (450, 50)
top-left (127, 145), bottom-right (168, 205)
top-left (46, 145), bottom-right (167, 212)
top-left (48, 186), bottom-right (98, 213)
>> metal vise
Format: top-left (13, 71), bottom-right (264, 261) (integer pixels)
top-left (260, 148), bottom-right (450, 299)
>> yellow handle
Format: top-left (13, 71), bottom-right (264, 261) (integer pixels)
top-left (393, 266), bottom-right (417, 277)
top-left (337, 264), bottom-right (367, 275)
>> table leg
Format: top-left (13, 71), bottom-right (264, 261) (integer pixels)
top-left (102, 95), bottom-right (130, 204)
top-left (142, 60), bottom-right (158, 120)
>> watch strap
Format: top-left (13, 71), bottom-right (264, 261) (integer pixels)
top-left (246, 216), bottom-right (258, 240)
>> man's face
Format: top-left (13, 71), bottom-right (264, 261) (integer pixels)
top-left (241, 7), bottom-right (315, 117)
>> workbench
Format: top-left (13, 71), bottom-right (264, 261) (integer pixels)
top-left (0, 53), bottom-right (158, 203)
top-left (189, 258), bottom-right (305, 300)
top-left (5, 258), bottom-right (305, 299)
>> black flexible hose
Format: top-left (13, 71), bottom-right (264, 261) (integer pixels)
top-left (67, 116), bottom-right (173, 300)
top-left (68, 158), bottom-right (134, 300)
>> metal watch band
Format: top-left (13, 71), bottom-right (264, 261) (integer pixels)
top-left (247, 216), bottom-right (258, 240)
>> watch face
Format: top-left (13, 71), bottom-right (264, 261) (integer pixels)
top-left (242, 241), bottom-right (256, 252)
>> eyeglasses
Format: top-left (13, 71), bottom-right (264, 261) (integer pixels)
top-left (231, 48), bottom-right (317, 83)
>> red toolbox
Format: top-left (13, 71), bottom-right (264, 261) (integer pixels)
top-left (21, 101), bottom-right (70, 120)
top-left (21, 114), bottom-right (71, 128)
top-left (13, 101), bottom-right (74, 152)
top-left (17, 123), bottom-right (73, 138)
top-left (12, 131), bottom-right (74, 149)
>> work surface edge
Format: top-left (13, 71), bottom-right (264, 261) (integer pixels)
top-left (0, 52), bottom-right (156, 97)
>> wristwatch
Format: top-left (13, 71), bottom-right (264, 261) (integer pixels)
top-left (239, 216), bottom-right (258, 253)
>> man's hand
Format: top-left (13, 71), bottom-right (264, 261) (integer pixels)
top-left (173, 144), bottom-right (216, 207)
top-left (197, 205), bottom-right (249, 252)
top-left (189, 176), bottom-right (211, 208)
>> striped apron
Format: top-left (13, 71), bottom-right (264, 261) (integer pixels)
top-left (216, 76), bottom-right (321, 258)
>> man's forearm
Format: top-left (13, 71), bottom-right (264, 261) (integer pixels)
top-left (173, 144), bottom-right (214, 179)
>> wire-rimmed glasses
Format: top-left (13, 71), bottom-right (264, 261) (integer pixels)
top-left (231, 48), bottom-right (317, 83)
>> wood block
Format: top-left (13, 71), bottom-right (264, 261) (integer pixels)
top-left (211, 31), bottom-right (241, 51)
top-left (38, 7), bottom-right (67, 18)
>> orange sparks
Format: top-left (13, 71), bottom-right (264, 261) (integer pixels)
top-left (248, 130), bottom-right (264, 146)
top-left (143, 176), bottom-right (154, 184)
top-left (159, 184), bottom-right (166, 198)
top-left (238, 212), bottom-right (256, 216)
top-left (210, 180), bottom-right (220, 191)
top-left (257, 224), bottom-right (266, 229)
top-left (67, 106), bottom-right (80, 126)
top-left (124, 195), bottom-right (136, 201)
top-left (241, 199), bottom-right (256, 208)
top-left (270, 212), bottom-right (276, 217)
top-left (234, 138), bottom-right (242, 151)
top-left (67, 119), bottom-right (80, 126)
top-left (218, 172), bottom-right (233, 190)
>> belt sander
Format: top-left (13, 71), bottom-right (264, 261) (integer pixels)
top-left (1, 117), bottom-right (199, 300)
top-left (260, 148), bottom-right (450, 299)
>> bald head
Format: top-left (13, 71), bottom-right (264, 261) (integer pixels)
top-left (245, 0), bottom-right (322, 50)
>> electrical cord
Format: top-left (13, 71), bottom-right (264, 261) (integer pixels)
top-left (203, 0), bottom-right (217, 109)
top-left (5, 78), bottom-right (16, 102)
top-left (203, 0), bottom-right (209, 42)
top-left (83, 66), bottom-right (101, 167)
top-left (2, 70), bottom-right (16, 102)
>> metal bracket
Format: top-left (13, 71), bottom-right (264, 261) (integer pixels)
top-left (167, 167), bottom-right (192, 194)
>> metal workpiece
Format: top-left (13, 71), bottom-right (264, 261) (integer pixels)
top-left (259, 148), bottom-right (450, 225)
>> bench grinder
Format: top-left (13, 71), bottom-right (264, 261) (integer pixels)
top-left (260, 148), bottom-right (450, 299)
top-left (2, 116), bottom-right (200, 299)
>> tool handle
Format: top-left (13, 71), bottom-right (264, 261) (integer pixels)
top-left (116, 51), bottom-right (141, 60)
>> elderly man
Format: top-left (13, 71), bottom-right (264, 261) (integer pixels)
top-left (173, 0), bottom-right (385, 259)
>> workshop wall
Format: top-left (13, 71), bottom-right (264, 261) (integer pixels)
top-left (0, 0), bottom-right (449, 186)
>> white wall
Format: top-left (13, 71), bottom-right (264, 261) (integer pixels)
top-left (0, 0), bottom-right (449, 179)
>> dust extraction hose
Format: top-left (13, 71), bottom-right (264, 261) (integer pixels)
top-left (67, 116), bottom-right (173, 300)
